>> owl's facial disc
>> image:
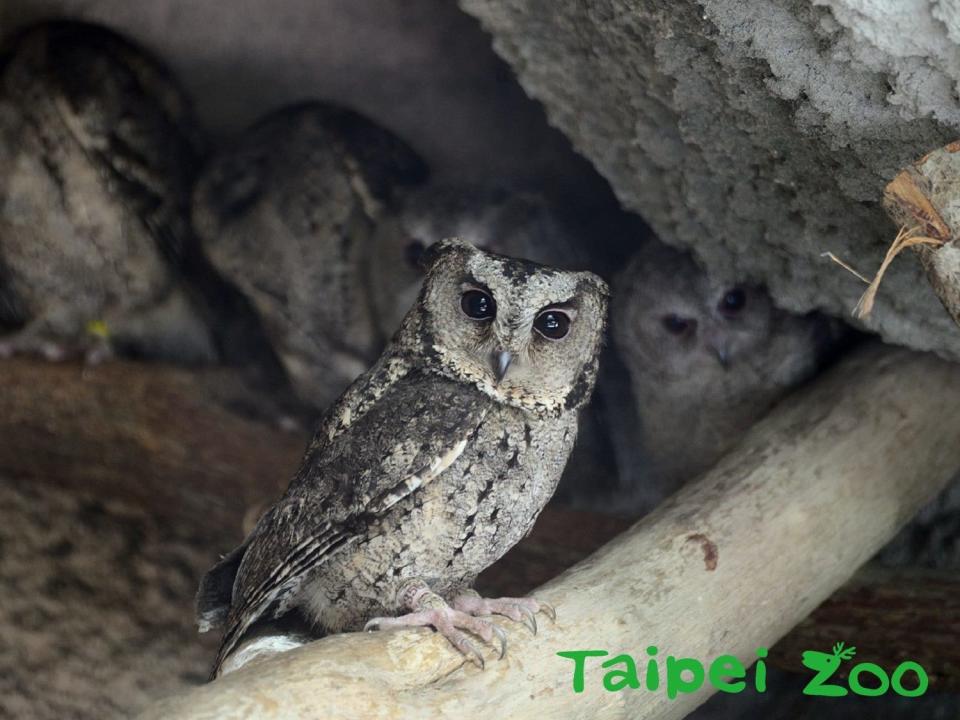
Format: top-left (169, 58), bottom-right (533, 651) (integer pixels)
top-left (414, 239), bottom-right (608, 412)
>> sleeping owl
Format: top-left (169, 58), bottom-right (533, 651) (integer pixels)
top-left (195, 130), bottom-right (585, 410)
top-left (591, 240), bottom-right (844, 516)
top-left (0, 21), bottom-right (215, 363)
top-left (192, 102), bottom-right (428, 410)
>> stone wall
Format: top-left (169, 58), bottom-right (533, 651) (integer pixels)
top-left (460, 0), bottom-right (960, 358)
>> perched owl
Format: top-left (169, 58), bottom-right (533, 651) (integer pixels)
top-left (196, 240), bottom-right (608, 676)
top-left (192, 102), bottom-right (428, 409)
top-left (368, 183), bottom-right (587, 336)
top-left (0, 21), bottom-right (215, 363)
top-left (595, 240), bottom-right (843, 515)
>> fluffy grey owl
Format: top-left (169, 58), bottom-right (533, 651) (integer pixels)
top-left (601, 240), bottom-right (842, 515)
top-left (197, 239), bottom-right (608, 676)
top-left (0, 22), bottom-right (214, 363)
top-left (368, 183), bottom-right (587, 336)
top-left (192, 102), bottom-right (428, 410)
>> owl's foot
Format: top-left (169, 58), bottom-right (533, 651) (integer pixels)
top-left (364, 582), bottom-right (507, 669)
top-left (452, 591), bottom-right (556, 635)
top-left (81, 334), bottom-right (113, 365)
top-left (0, 331), bottom-right (67, 361)
top-left (0, 320), bottom-right (113, 364)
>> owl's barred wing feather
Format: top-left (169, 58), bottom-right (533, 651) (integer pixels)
top-left (208, 369), bottom-right (491, 675)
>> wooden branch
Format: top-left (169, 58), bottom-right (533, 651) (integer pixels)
top-left (135, 343), bottom-right (960, 720)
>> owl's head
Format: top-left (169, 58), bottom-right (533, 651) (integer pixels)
top-left (399, 239), bottom-right (608, 415)
top-left (368, 186), bottom-right (582, 338)
top-left (613, 242), bottom-right (786, 390)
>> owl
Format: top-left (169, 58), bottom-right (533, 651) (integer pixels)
top-left (596, 240), bottom-right (843, 515)
top-left (0, 21), bottom-right (215, 363)
top-left (192, 102), bottom-right (428, 410)
top-left (367, 183), bottom-right (587, 336)
top-left (196, 239), bottom-right (608, 676)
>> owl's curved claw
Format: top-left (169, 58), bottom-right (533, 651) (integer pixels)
top-left (492, 624), bottom-right (508, 659)
top-left (452, 592), bottom-right (557, 636)
top-left (362, 606), bottom-right (503, 668)
top-left (519, 606), bottom-right (538, 635)
top-left (447, 628), bottom-right (485, 670)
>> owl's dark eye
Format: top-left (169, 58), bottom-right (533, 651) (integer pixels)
top-left (661, 314), bottom-right (694, 335)
top-left (534, 310), bottom-right (571, 340)
top-left (404, 239), bottom-right (426, 268)
top-left (719, 288), bottom-right (747, 315)
top-left (460, 289), bottom-right (496, 320)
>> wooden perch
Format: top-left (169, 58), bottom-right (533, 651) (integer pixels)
top-left (135, 343), bottom-right (960, 720)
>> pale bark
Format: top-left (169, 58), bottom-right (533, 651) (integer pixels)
top-left (137, 343), bottom-right (960, 719)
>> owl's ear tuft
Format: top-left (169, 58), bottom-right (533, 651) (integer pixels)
top-left (578, 271), bottom-right (610, 299)
top-left (419, 238), bottom-right (475, 271)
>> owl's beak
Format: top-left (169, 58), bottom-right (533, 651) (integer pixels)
top-left (492, 350), bottom-right (513, 382)
top-left (711, 344), bottom-right (731, 369)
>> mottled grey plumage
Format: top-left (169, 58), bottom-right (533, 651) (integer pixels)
top-left (600, 241), bottom-right (842, 515)
top-left (197, 240), bottom-right (608, 676)
top-left (0, 22), bottom-right (214, 362)
top-left (192, 102), bottom-right (428, 409)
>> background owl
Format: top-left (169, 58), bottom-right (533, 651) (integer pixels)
top-left (192, 101), bottom-right (429, 410)
top-left (0, 21), bottom-right (215, 363)
top-left (577, 239), bottom-right (845, 516)
top-left (197, 240), bottom-right (608, 675)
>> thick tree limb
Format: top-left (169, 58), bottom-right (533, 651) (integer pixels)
top-left (136, 343), bottom-right (960, 719)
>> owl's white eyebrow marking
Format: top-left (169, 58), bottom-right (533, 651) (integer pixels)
top-left (370, 436), bottom-right (470, 513)
top-left (539, 298), bottom-right (577, 311)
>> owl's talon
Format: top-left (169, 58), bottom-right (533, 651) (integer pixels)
top-left (492, 624), bottom-right (508, 659)
top-left (452, 593), bottom-right (555, 635)
top-left (539, 602), bottom-right (557, 622)
top-left (446, 628), bottom-right (484, 669)
top-left (363, 605), bottom-right (503, 667)
top-left (0, 335), bottom-right (66, 362)
top-left (519, 607), bottom-right (538, 635)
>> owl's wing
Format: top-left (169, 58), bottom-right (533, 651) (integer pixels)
top-left (210, 369), bottom-right (490, 674)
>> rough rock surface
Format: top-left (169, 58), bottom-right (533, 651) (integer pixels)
top-left (460, 0), bottom-right (960, 359)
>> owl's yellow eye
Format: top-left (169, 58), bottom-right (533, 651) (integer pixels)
top-left (534, 310), bottom-right (571, 340)
top-left (460, 289), bottom-right (496, 320)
